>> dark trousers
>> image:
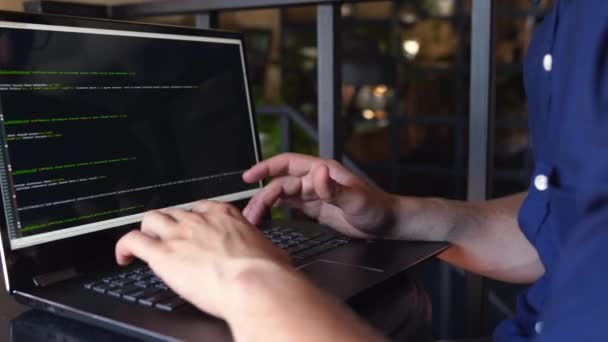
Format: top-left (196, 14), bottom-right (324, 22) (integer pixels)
top-left (349, 272), bottom-right (434, 341)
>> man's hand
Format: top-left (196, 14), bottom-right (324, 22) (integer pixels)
top-left (116, 200), bottom-right (385, 342)
top-left (242, 153), bottom-right (396, 239)
top-left (115, 200), bottom-right (289, 318)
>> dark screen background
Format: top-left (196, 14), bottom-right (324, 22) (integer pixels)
top-left (0, 26), bottom-right (259, 239)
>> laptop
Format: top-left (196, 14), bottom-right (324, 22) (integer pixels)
top-left (0, 10), bottom-right (448, 341)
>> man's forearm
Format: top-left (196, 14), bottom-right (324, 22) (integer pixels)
top-left (387, 192), bottom-right (544, 283)
top-left (225, 261), bottom-right (385, 342)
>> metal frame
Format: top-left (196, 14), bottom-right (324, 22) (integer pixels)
top-left (23, 0), bottom-right (109, 17)
top-left (111, 0), bottom-right (381, 18)
top-left (195, 12), bottom-right (219, 29)
top-left (316, 4), bottom-right (342, 159)
top-left (23, 0), bottom-right (501, 336)
top-left (466, 0), bottom-right (495, 337)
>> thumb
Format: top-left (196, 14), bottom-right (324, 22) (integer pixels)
top-left (312, 164), bottom-right (365, 213)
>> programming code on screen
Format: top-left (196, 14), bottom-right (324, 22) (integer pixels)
top-left (0, 24), bottom-right (259, 246)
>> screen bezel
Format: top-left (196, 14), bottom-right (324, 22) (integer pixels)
top-left (0, 10), bottom-right (264, 292)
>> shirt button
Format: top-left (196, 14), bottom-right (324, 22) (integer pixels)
top-left (535, 321), bottom-right (544, 334)
top-left (534, 174), bottom-right (549, 191)
top-left (543, 54), bottom-right (553, 72)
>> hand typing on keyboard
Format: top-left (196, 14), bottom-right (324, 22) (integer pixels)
top-left (115, 200), bottom-right (383, 342)
top-left (115, 200), bottom-right (290, 319)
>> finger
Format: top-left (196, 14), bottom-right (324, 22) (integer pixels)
top-left (312, 164), bottom-right (335, 201)
top-left (140, 210), bottom-right (180, 240)
top-left (191, 200), bottom-right (240, 217)
top-left (243, 176), bottom-right (302, 224)
top-left (115, 230), bottom-right (165, 266)
top-left (312, 163), bottom-right (365, 213)
top-left (242, 153), bottom-right (317, 183)
top-left (159, 207), bottom-right (195, 221)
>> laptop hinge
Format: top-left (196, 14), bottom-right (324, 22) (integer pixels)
top-left (32, 268), bottom-right (80, 287)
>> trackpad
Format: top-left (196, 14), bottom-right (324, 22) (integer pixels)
top-left (298, 260), bottom-right (385, 300)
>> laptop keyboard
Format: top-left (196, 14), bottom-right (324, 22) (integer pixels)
top-left (83, 226), bottom-right (348, 312)
top-left (262, 226), bottom-right (348, 258)
top-left (83, 267), bottom-right (186, 311)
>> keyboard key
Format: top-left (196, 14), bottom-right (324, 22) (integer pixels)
top-left (286, 244), bottom-right (309, 254)
top-left (122, 287), bottom-right (160, 302)
top-left (107, 284), bottom-right (141, 297)
top-left (156, 297), bottom-right (186, 312)
top-left (102, 276), bottom-right (115, 283)
top-left (111, 278), bottom-right (135, 287)
top-left (149, 276), bottom-right (162, 283)
top-left (301, 231), bottom-right (324, 239)
top-left (83, 281), bottom-right (102, 290)
top-left (138, 291), bottom-right (177, 306)
top-left (134, 281), bottom-right (151, 288)
top-left (310, 233), bottom-right (335, 244)
top-left (282, 240), bottom-right (298, 248)
top-left (93, 283), bottom-right (119, 294)
top-left (128, 274), bottom-right (147, 281)
top-left (155, 283), bottom-right (170, 290)
top-left (277, 235), bottom-right (293, 242)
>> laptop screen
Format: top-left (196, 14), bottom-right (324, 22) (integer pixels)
top-left (0, 20), bottom-right (261, 250)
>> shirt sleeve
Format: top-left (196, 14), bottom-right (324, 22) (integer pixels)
top-left (536, 2), bottom-right (608, 341)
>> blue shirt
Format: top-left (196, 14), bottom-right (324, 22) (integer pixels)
top-left (494, 0), bottom-right (608, 340)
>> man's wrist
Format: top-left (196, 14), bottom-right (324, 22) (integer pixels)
top-left (222, 258), bottom-right (385, 342)
top-left (386, 195), bottom-right (456, 242)
top-left (223, 259), bottom-right (295, 323)
top-left (383, 194), bottom-right (420, 239)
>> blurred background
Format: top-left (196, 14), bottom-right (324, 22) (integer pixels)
top-left (0, 0), bottom-right (554, 339)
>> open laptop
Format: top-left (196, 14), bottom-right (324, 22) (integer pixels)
top-left (0, 10), bottom-right (448, 341)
